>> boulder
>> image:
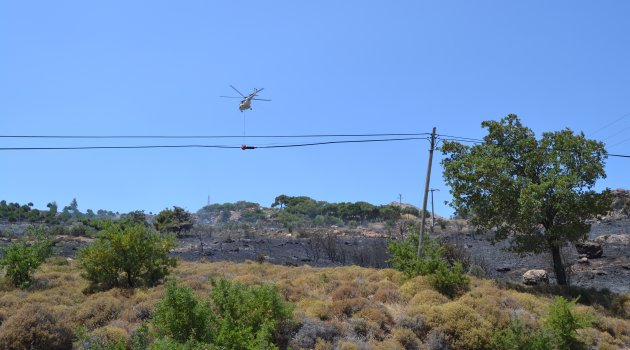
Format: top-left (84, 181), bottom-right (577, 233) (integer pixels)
top-left (578, 257), bottom-right (589, 264)
top-left (575, 241), bottom-right (603, 258)
top-left (594, 234), bottom-right (630, 245)
top-left (522, 269), bottom-right (549, 285)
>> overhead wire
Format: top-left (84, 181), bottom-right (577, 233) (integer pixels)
top-left (0, 137), bottom-right (428, 151)
top-left (0, 132), bottom-right (627, 158)
top-left (0, 133), bottom-right (431, 139)
top-left (588, 111), bottom-right (630, 137)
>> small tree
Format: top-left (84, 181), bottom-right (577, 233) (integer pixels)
top-left (78, 224), bottom-right (176, 289)
top-left (544, 296), bottom-right (591, 350)
top-left (153, 281), bottom-right (213, 343)
top-left (388, 233), bottom-right (469, 297)
top-left (154, 207), bottom-right (194, 237)
top-left (441, 115), bottom-right (610, 285)
top-left (0, 227), bottom-right (52, 288)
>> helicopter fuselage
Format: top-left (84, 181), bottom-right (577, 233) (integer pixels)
top-left (239, 98), bottom-right (252, 111)
top-left (221, 86), bottom-right (268, 112)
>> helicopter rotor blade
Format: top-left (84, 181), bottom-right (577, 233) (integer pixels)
top-left (229, 85), bottom-right (246, 97)
top-left (252, 98), bottom-right (272, 101)
top-left (255, 88), bottom-right (265, 93)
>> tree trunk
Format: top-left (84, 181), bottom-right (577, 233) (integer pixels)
top-left (127, 271), bottom-right (134, 288)
top-left (551, 244), bottom-right (567, 285)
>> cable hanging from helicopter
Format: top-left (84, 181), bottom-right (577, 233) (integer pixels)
top-left (220, 85), bottom-right (271, 150)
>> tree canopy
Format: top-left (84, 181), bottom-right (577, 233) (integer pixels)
top-left (154, 206), bottom-right (194, 237)
top-left (441, 114), bottom-right (610, 285)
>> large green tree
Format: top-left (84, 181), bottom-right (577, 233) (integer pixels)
top-left (79, 224), bottom-right (176, 288)
top-left (441, 115), bottom-right (610, 285)
top-left (154, 206), bottom-right (194, 237)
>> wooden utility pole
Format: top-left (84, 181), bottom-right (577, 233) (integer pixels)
top-left (417, 127), bottom-right (437, 256)
top-left (430, 188), bottom-right (440, 232)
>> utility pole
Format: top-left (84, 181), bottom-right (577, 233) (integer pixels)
top-left (399, 194), bottom-right (402, 207)
top-left (418, 127), bottom-right (437, 257)
top-left (430, 188), bottom-right (440, 232)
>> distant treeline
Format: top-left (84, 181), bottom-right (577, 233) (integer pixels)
top-left (2, 195), bottom-right (424, 232)
top-left (0, 199), bottom-right (117, 224)
top-left (197, 195), bottom-right (424, 229)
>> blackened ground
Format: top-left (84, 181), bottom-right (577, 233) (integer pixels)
top-left (172, 235), bottom-right (390, 268)
top-left (441, 219), bottom-right (630, 294)
top-left (3, 219), bottom-right (628, 294)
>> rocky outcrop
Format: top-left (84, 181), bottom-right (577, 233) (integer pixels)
top-left (607, 189), bottom-right (630, 219)
top-left (522, 269), bottom-right (549, 285)
top-left (575, 241), bottom-right (603, 258)
top-left (594, 234), bottom-right (630, 245)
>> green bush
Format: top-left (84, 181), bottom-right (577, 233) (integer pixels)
top-left (491, 318), bottom-right (550, 350)
top-left (544, 296), bottom-right (591, 350)
top-left (491, 297), bottom-right (592, 350)
top-left (388, 233), bottom-right (469, 298)
top-left (78, 224), bottom-right (176, 289)
top-left (153, 281), bottom-right (213, 343)
top-left (428, 261), bottom-right (469, 298)
top-left (152, 278), bottom-right (294, 350)
top-left (0, 230), bottom-right (52, 288)
top-left (208, 278), bottom-right (294, 349)
top-left (387, 233), bottom-right (444, 277)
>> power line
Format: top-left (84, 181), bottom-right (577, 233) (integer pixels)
top-left (0, 145), bottom-right (240, 151)
top-left (0, 133), bottom-right (430, 139)
top-left (602, 125), bottom-right (630, 142)
top-left (437, 134), bottom-right (484, 143)
top-left (608, 153), bottom-right (630, 158)
top-left (0, 137), bottom-right (428, 151)
top-left (0, 132), bottom-right (627, 158)
top-left (589, 111), bottom-right (630, 137)
top-left (255, 137), bottom-right (428, 149)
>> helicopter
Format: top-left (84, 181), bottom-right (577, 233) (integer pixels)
top-left (220, 85), bottom-right (271, 112)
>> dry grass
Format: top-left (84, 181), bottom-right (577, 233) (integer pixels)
top-left (0, 258), bottom-right (628, 349)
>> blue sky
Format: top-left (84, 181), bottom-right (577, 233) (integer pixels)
top-left (1, 1), bottom-right (629, 216)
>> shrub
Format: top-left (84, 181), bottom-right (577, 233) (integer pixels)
top-left (424, 302), bottom-right (493, 350)
top-left (208, 277), bottom-right (294, 349)
top-left (392, 328), bottom-right (422, 350)
top-left (0, 303), bottom-right (73, 350)
top-left (290, 318), bottom-right (342, 349)
top-left (611, 293), bottom-right (630, 319)
top-left (388, 233), bottom-right (469, 298)
top-left (76, 324), bottom-right (149, 350)
top-left (427, 262), bottom-right (469, 298)
top-left (152, 281), bottom-right (213, 343)
top-left (544, 296), bottom-right (592, 350)
top-left (331, 297), bottom-right (369, 318)
top-left (73, 296), bottom-right (124, 331)
top-left (300, 299), bottom-right (333, 320)
top-left (0, 232), bottom-right (52, 288)
top-left (153, 278), bottom-right (294, 350)
top-left (388, 233), bottom-right (444, 278)
top-left (78, 224), bottom-right (176, 289)
top-left (490, 318), bottom-right (550, 350)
